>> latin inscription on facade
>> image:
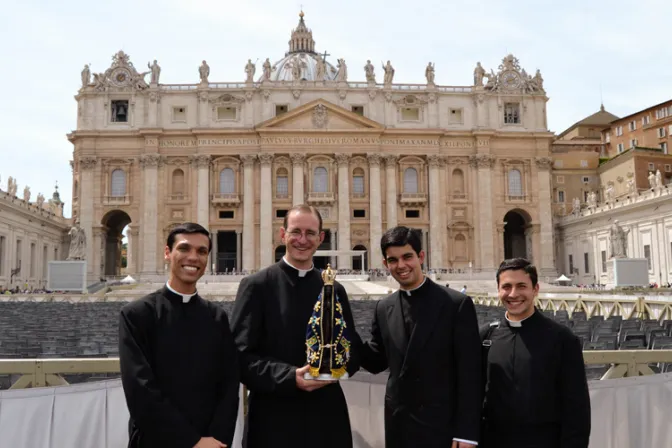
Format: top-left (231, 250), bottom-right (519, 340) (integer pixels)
top-left (155, 137), bottom-right (478, 148)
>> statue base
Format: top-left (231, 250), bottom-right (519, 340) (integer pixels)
top-left (304, 372), bottom-right (349, 381)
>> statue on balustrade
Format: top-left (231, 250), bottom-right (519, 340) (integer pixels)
top-left (609, 220), bottom-right (629, 259)
top-left (571, 197), bottom-right (581, 216)
top-left (67, 221), bottom-right (87, 260)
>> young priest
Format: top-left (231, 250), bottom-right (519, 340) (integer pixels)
top-left (119, 222), bottom-right (239, 448)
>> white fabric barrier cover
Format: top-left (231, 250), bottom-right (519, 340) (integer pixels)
top-left (1, 372), bottom-right (671, 448)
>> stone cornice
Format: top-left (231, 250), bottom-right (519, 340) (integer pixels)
top-left (0, 193), bottom-right (70, 230)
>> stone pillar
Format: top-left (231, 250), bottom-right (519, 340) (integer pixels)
top-left (211, 231), bottom-right (218, 273)
top-left (241, 154), bottom-right (257, 271)
top-left (329, 229), bottom-right (337, 268)
top-left (259, 153), bottom-right (274, 268)
top-left (384, 155), bottom-right (398, 229)
top-left (190, 155), bottom-right (211, 229)
top-left (427, 155), bottom-right (444, 269)
top-left (236, 230), bottom-right (242, 271)
top-left (469, 153), bottom-right (496, 272)
top-left (126, 225), bottom-right (138, 275)
top-left (535, 157), bottom-right (557, 277)
top-left (336, 154), bottom-right (352, 270)
top-left (367, 153), bottom-right (383, 269)
top-left (496, 222), bottom-right (506, 264)
top-left (78, 157), bottom-right (97, 281)
top-left (148, 90), bottom-right (160, 127)
top-left (197, 90), bottom-right (209, 127)
top-left (140, 154), bottom-right (162, 275)
top-left (290, 153), bottom-right (305, 206)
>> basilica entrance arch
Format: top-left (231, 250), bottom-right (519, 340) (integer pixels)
top-left (101, 210), bottom-right (131, 277)
top-left (352, 244), bottom-right (368, 271)
top-left (503, 209), bottom-right (531, 261)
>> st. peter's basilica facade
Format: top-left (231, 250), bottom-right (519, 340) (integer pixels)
top-left (69, 12), bottom-right (556, 281)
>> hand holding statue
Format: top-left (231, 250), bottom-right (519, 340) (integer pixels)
top-left (193, 437), bottom-right (226, 448)
top-left (295, 365), bottom-right (336, 392)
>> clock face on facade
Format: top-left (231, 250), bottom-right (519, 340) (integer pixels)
top-left (501, 70), bottom-right (521, 89)
top-left (110, 68), bottom-right (131, 87)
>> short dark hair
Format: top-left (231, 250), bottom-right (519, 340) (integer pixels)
top-left (496, 258), bottom-right (538, 287)
top-left (380, 226), bottom-right (422, 258)
top-left (166, 222), bottom-right (212, 253)
top-left (282, 204), bottom-right (323, 232)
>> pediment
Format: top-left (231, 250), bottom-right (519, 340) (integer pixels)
top-left (256, 99), bottom-right (384, 131)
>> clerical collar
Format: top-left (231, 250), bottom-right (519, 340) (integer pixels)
top-left (505, 310), bottom-right (534, 327)
top-left (166, 281), bottom-right (197, 303)
top-left (400, 276), bottom-right (427, 296)
top-left (282, 256), bottom-right (313, 278)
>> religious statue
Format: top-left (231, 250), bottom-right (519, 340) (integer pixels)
top-left (81, 64), bottom-right (91, 88)
top-left (147, 60), bottom-right (161, 84)
top-left (315, 55), bottom-right (326, 81)
top-left (533, 69), bottom-right (544, 90)
top-left (604, 184), bottom-right (614, 203)
top-left (571, 197), bottom-right (581, 216)
top-left (199, 60), bottom-right (210, 83)
top-left (336, 59), bottom-right (347, 81)
top-left (655, 169), bottom-right (663, 189)
top-left (382, 60), bottom-right (395, 85)
top-left (245, 59), bottom-right (256, 83)
top-left (587, 191), bottom-right (597, 209)
top-left (7, 176), bottom-right (17, 197)
top-left (609, 220), bottom-right (629, 259)
top-left (67, 221), bottom-right (87, 260)
top-left (305, 264), bottom-right (351, 380)
top-left (648, 171), bottom-right (656, 189)
top-left (36, 193), bottom-right (45, 209)
top-left (290, 57), bottom-right (302, 81)
top-left (23, 186), bottom-right (31, 202)
top-left (262, 58), bottom-right (272, 81)
top-left (474, 62), bottom-right (486, 87)
top-left (425, 62), bottom-right (435, 85)
top-left (627, 177), bottom-right (636, 195)
top-left (364, 60), bottom-right (375, 83)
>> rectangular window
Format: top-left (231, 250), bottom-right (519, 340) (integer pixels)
top-left (628, 121), bottom-right (636, 131)
top-left (629, 139), bottom-right (637, 148)
top-left (110, 100), bottom-right (129, 123)
top-left (504, 103), bottom-right (520, 124)
top-left (556, 175), bottom-right (564, 184)
top-left (275, 209), bottom-right (287, 219)
top-left (275, 104), bottom-right (288, 116)
top-left (217, 106), bottom-right (236, 120)
top-left (219, 210), bottom-right (234, 219)
top-left (405, 210), bottom-right (420, 218)
top-left (644, 245), bottom-right (652, 270)
top-left (642, 116), bottom-right (650, 126)
top-left (172, 106), bottom-right (187, 122)
top-left (661, 143), bottom-right (668, 154)
top-left (617, 143), bottom-right (624, 153)
top-left (584, 252), bottom-right (590, 274)
top-left (353, 209), bottom-right (366, 218)
top-left (352, 175), bottom-right (365, 195)
top-left (649, 163), bottom-right (655, 171)
top-left (584, 190), bottom-right (589, 202)
top-left (616, 126), bottom-right (623, 136)
top-left (276, 175), bottom-right (289, 198)
top-left (449, 108), bottom-right (463, 124)
top-left (582, 176), bottom-right (590, 183)
top-left (601, 250), bottom-right (607, 273)
top-left (558, 190), bottom-right (565, 203)
top-left (580, 160), bottom-right (588, 168)
top-left (665, 164), bottom-right (671, 172)
top-left (569, 254), bottom-right (574, 274)
top-left (605, 133), bottom-right (610, 143)
top-left (658, 127), bottom-right (666, 138)
top-left (351, 106), bottom-right (364, 116)
top-left (401, 108), bottom-right (420, 121)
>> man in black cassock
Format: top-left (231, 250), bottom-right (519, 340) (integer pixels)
top-left (361, 226), bottom-right (482, 448)
top-left (481, 258), bottom-right (591, 448)
top-left (230, 204), bottom-right (360, 448)
top-left (119, 223), bottom-right (239, 448)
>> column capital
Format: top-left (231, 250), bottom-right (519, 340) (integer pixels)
top-left (366, 153), bottom-right (382, 167)
top-left (258, 153), bottom-right (274, 165)
top-left (241, 154), bottom-right (257, 167)
top-left (290, 153), bottom-right (306, 166)
top-left (468, 154), bottom-right (495, 169)
top-left (139, 153), bottom-right (164, 168)
top-left (335, 153), bottom-right (350, 167)
top-left (427, 154), bottom-right (443, 167)
top-left (79, 156), bottom-right (98, 170)
top-left (189, 154), bottom-right (211, 168)
top-left (535, 156), bottom-right (554, 170)
top-left (383, 154), bottom-right (398, 167)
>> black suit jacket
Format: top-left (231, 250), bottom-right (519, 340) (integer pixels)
top-left (361, 279), bottom-right (483, 448)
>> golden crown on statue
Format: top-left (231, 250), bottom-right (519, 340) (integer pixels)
top-left (322, 263), bottom-right (336, 285)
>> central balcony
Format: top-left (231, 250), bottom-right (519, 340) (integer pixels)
top-left (103, 195), bottom-right (131, 206)
top-left (212, 193), bottom-right (240, 206)
top-left (398, 193), bottom-right (427, 206)
top-left (306, 191), bottom-right (335, 205)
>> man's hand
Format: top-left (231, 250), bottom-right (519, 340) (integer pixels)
top-left (295, 365), bottom-right (336, 392)
top-left (451, 442), bottom-right (476, 448)
top-left (193, 437), bottom-right (226, 448)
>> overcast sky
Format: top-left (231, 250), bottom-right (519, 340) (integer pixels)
top-left (2, 0), bottom-right (670, 218)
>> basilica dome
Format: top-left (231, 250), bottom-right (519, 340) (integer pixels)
top-left (262, 12), bottom-right (339, 82)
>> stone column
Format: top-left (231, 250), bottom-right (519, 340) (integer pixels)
top-left (535, 157), bottom-right (557, 277)
top-left (384, 155), bottom-right (398, 229)
top-left (469, 153), bottom-right (496, 272)
top-left (126, 225), bottom-right (138, 275)
top-left (140, 154), bottom-right (162, 275)
top-left (367, 153), bottom-right (383, 269)
top-left (241, 154), bottom-right (257, 271)
top-left (78, 157), bottom-right (97, 281)
top-left (329, 229), bottom-right (337, 268)
top-left (259, 153), bottom-right (274, 268)
top-left (290, 153), bottom-right (305, 206)
top-left (336, 154), bottom-right (352, 269)
top-left (211, 231), bottom-right (218, 273)
top-left (190, 155), bottom-right (211, 229)
top-left (148, 91), bottom-right (160, 127)
top-left (197, 90), bottom-right (209, 127)
top-left (427, 155), bottom-right (444, 269)
top-left (496, 223), bottom-right (506, 264)
top-left (236, 230), bottom-right (242, 271)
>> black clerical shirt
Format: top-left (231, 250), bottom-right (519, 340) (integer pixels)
top-left (399, 278), bottom-right (429, 341)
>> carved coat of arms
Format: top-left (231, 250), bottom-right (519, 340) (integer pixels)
top-left (312, 104), bottom-right (328, 128)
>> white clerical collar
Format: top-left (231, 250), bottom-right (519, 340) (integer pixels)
top-left (282, 256), bottom-right (313, 277)
top-left (505, 311), bottom-right (533, 327)
top-left (400, 276), bottom-right (427, 296)
top-left (166, 281), bottom-right (197, 303)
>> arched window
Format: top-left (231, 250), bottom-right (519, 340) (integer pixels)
top-left (219, 168), bottom-right (235, 194)
top-left (452, 168), bottom-right (465, 195)
top-left (276, 168), bottom-right (289, 197)
top-left (508, 169), bottom-right (523, 197)
top-left (403, 168), bottom-right (418, 193)
top-left (110, 169), bottom-right (126, 197)
top-left (313, 167), bottom-right (328, 193)
top-left (454, 234), bottom-right (467, 260)
top-left (352, 168), bottom-right (365, 195)
top-left (172, 169), bottom-right (185, 195)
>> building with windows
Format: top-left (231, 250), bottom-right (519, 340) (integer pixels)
top-left (69, 11), bottom-right (556, 281)
top-left (0, 182), bottom-right (70, 289)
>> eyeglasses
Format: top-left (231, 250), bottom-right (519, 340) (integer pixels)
top-left (286, 229), bottom-right (321, 240)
